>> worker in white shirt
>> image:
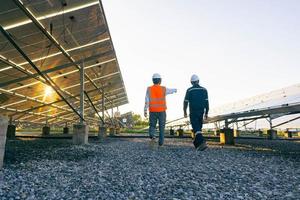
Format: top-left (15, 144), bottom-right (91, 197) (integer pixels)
top-left (144, 73), bottom-right (177, 146)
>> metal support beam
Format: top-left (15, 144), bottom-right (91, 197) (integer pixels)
top-left (84, 91), bottom-right (104, 124)
top-left (25, 90), bottom-right (128, 125)
top-left (1, 73), bottom-right (121, 114)
top-left (14, 90), bottom-right (127, 124)
top-left (102, 89), bottom-right (105, 125)
top-left (0, 56), bottom-right (45, 86)
top-left (241, 119), bottom-right (257, 128)
top-left (0, 107), bottom-right (75, 123)
top-left (0, 25), bottom-right (84, 122)
top-left (16, 89), bottom-right (126, 124)
top-left (266, 117), bottom-right (273, 129)
top-left (79, 62), bottom-right (85, 124)
top-left (0, 52), bottom-right (115, 88)
top-left (224, 119), bottom-right (229, 128)
top-left (229, 115), bottom-right (269, 124)
top-left (0, 87), bottom-right (82, 120)
top-left (12, 0), bottom-right (115, 117)
top-left (45, 99), bottom-right (127, 125)
top-left (11, 88), bottom-right (100, 118)
top-left (272, 115), bottom-right (300, 128)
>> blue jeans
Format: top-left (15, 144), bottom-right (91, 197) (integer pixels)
top-left (149, 111), bottom-right (166, 146)
top-left (190, 112), bottom-right (205, 143)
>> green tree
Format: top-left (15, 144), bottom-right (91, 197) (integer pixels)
top-left (132, 113), bottom-right (148, 127)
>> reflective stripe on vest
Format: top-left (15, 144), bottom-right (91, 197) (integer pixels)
top-left (148, 85), bottom-right (166, 112)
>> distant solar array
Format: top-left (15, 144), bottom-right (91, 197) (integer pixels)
top-left (210, 83), bottom-right (300, 116)
top-left (167, 83), bottom-right (300, 129)
top-left (0, 0), bottom-right (128, 127)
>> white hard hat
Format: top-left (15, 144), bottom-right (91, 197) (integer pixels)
top-left (152, 73), bottom-right (161, 79)
top-left (190, 74), bottom-right (199, 82)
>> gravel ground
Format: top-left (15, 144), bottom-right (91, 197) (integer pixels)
top-left (0, 137), bottom-right (300, 200)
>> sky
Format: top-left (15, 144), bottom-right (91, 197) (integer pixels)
top-left (102, 0), bottom-right (300, 121)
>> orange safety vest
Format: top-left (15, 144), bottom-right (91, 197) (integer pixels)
top-left (148, 85), bottom-right (167, 112)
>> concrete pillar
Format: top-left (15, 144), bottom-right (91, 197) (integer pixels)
top-left (0, 116), bottom-right (8, 169)
top-left (267, 129), bottom-right (277, 140)
top-left (98, 126), bottom-right (107, 139)
top-left (42, 126), bottom-right (50, 135)
top-left (220, 128), bottom-right (234, 145)
top-left (284, 131), bottom-right (292, 138)
top-left (258, 130), bottom-right (264, 137)
top-left (73, 124), bottom-right (88, 145)
top-left (177, 129), bottom-right (184, 137)
top-left (7, 124), bottom-right (16, 139)
top-left (169, 128), bottom-right (175, 136)
top-left (234, 129), bottom-right (240, 137)
top-left (63, 127), bottom-right (69, 134)
top-left (109, 127), bottom-right (115, 136)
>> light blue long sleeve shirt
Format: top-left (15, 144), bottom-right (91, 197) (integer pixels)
top-left (144, 86), bottom-right (177, 112)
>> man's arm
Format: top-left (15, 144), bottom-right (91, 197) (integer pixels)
top-left (204, 89), bottom-right (209, 118)
top-left (183, 90), bottom-right (189, 118)
top-left (166, 88), bottom-right (177, 95)
top-left (144, 88), bottom-right (150, 117)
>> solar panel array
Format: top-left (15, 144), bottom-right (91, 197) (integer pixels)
top-left (210, 83), bottom-right (300, 116)
top-left (0, 0), bottom-right (128, 127)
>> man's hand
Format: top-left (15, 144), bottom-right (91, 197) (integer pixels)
top-left (184, 112), bottom-right (188, 118)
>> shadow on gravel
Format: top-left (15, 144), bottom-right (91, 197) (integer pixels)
top-left (233, 139), bottom-right (300, 157)
top-left (4, 138), bottom-right (98, 165)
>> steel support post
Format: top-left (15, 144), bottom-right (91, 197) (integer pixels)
top-left (80, 62), bottom-right (85, 125)
top-left (73, 62), bottom-right (88, 144)
top-left (102, 89), bottom-right (105, 123)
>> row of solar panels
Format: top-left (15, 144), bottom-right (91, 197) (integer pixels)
top-left (0, 0), bottom-right (128, 127)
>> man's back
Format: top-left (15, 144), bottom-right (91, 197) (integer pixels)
top-left (184, 84), bottom-right (209, 113)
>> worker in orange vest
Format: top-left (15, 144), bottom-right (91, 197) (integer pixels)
top-left (144, 73), bottom-right (177, 146)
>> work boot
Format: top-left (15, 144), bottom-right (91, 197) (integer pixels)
top-left (193, 131), bottom-right (205, 149)
top-left (150, 136), bottom-right (156, 140)
top-left (197, 141), bottom-right (208, 151)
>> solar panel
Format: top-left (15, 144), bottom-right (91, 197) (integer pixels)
top-left (0, 0), bottom-right (128, 126)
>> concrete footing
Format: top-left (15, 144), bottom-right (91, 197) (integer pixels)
top-left (7, 124), bottom-right (16, 139)
top-left (0, 116), bottom-right (8, 169)
top-left (220, 128), bottom-right (234, 145)
top-left (73, 124), bottom-right (88, 145)
top-left (169, 129), bottom-right (175, 136)
top-left (98, 126), bottom-right (107, 139)
top-left (177, 129), bottom-right (184, 137)
top-left (42, 126), bottom-right (50, 135)
top-left (267, 129), bottom-right (277, 140)
top-left (63, 127), bottom-right (69, 134)
top-left (284, 131), bottom-right (292, 138)
top-left (234, 129), bottom-right (240, 137)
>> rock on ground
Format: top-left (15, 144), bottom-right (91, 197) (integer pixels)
top-left (0, 138), bottom-right (299, 200)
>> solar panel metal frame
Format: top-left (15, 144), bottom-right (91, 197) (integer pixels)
top-left (0, 0), bottom-right (128, 127)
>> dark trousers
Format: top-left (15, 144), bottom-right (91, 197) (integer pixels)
top-left (149, 111), bottom-right (166, 145)
top-left (190, 112), bottom-right (205, 144)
